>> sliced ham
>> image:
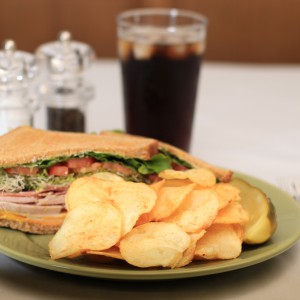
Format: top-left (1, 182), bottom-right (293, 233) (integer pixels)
top-left (1, 191), bottom-right (38, 197)
top-left (0, 187), bottom-right (67, 217)
top-left (0, 195), bottom-right (37, 204)
top-left (0, 189), bottom-right (67, 205)
top-left (37, 194), bottom-right (65, 206)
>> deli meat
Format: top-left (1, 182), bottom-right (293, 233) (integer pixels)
top-left (37, 193), bottom-right (65, 206)
top-left (0, 187), bottom-right (67, 216)
top-left (1, 191), bottom-right (38, 197)
top-left (0, 195), bottom-right (37, 204)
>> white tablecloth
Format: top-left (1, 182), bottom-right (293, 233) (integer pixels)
top-left (1, 60), bottom-right (300, 299)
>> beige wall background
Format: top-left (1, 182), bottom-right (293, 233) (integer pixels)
top-left (0, 0), bottom-right (299, 63)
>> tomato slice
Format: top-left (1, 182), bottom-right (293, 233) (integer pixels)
top-left (5, 167), bottom-right (39, 175)
top-left (102, 162), bottom-right (133, 176)
top-left (171, 162), bottom-right (189, 171)
top-left (146, 173), bottom-right (161, 183)
top-left (66, 157), bottom-right (96, 170)
top-left (48, 165), bottom-right (69, 176)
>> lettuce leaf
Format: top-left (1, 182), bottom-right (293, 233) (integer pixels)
top-left (89, 152), bottom-right (172, 175)
top-left (137, 154), bottom-right (172, 175)
top-left (159, 148), bottom-right (192, 169)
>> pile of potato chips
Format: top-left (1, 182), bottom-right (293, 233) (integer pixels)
top-left (49, 169), bottom-right (249, 268)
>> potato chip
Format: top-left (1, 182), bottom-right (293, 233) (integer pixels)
top-left (49, 169), bottom-right (255, 268)
top-left (65, 177), bottom-right (110, 211)
top-left (119, 222), bottom-right (190, 268)
top-left (159, 169), bottom-right (190, 180)
top-left (66, 177), bottom-right (156, 236)
top-left (49, 201), bottom-right (123, 260)
top-left (67, 251), bottom-right (82, 259)
top-left (213, 183), bottom-right (240, 210)
top-left (149, 184), bottom-right (196, 221)
top-left (185, 169), bottom-right (216, 187)
top-left (175, 230), bottom-right (206, 268)
top-left (135, 213), bottom-right (152, 227)
top-left (163, 179), bottom-right (193, 187)
top-left (110, 181), bottom-right (157, 235)
top-left (92, 172), bottom-right (125, 182)
top-left (87, 246), bottom-right (123, 260)
top-left (159, 168), bottom-right (216, 187)
top-left (164, 189), bottom-right (219, 233)
top-left (214, 201), bottom-right (249, 225)
top-left (149, 179), bottom-right (165, 193)
top-left (194, 224), bottom-right (243, 260)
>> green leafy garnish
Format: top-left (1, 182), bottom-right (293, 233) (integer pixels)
top-left (159, 148), bottom-right (192, 169)
top-left (0, 149), bottom-right (192, 192)
top-left (137, 154), bottom-right (172, 175)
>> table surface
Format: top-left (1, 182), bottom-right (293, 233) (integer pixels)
top-left (1, 60), bottom-right (300, 299)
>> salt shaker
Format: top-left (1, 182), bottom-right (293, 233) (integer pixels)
top-left (0, 40), bottom-right (38, 135)
top-left (36, 31), bottom-right (95, 132)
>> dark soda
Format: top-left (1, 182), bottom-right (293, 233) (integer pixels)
top-left (119, 39), bottom-right (203, 151)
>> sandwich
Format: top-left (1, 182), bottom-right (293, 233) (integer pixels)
top-left (0, 126), bottom-right (232, 234)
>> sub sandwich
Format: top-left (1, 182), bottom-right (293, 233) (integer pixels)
top-left (0, 126), bottom-right (232, 234)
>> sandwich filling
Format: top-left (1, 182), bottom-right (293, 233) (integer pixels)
top-left (0, 150), bottom-right (191, 228)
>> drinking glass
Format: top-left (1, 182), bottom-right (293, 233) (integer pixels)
top-left (117, 8), bottom-right (207, 151)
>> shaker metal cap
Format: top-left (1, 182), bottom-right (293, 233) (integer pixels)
top-left (35, 31), bottom-right (95, 78)
top-left (0, 39), bottom-right (38, 90)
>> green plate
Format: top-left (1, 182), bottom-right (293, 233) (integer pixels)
top-left (0, 173), bottom-right (300, 281)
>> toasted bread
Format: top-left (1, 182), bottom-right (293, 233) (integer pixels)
top-left (0, 219), bottom-right (60, 234)
top-left (0, 126), bottom-right (159, 167)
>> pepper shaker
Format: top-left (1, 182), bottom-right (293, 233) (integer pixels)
top-left (36, 31), bottom-right (95, 132)
top-left (0, 40), bottom-right (38, 135)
